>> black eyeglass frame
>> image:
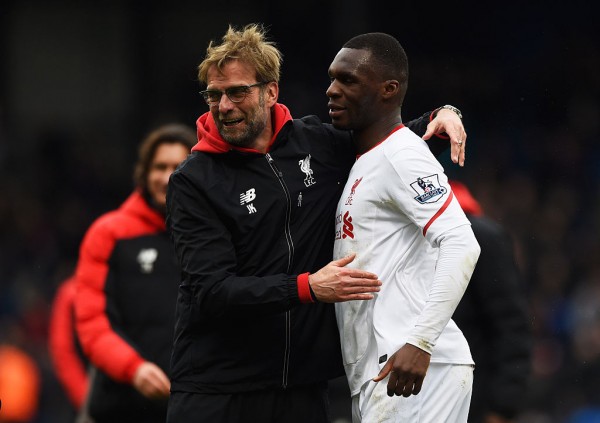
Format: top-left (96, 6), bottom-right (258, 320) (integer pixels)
top-left (200, 82), bottom-right (269, 105)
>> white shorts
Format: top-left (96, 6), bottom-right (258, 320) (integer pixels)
top-left (351, 363), bottom-right (474, 423)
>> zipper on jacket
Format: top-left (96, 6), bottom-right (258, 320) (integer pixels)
top-left (265, 153), bottom-right (293, 389)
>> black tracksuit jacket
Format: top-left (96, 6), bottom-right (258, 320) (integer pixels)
top-left (451, 182), bottom-right (532, 421)
top-left (166, 104), bottom-right (438, 394)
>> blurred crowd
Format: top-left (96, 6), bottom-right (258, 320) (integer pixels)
top-left (1, 2), bottom-right (599, 422)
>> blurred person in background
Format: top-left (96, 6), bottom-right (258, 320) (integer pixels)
top-left (73, 124), bottom-right (195, 423)
top-left (559, 268), bottom-right (600, 423)
top-left (165, 23), bottom-right (466, 423)
top-left (450, 180), bottom-right (532, 423)
top-left (48, 273), bottom-right (91, 421)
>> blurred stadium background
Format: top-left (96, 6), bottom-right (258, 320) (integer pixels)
top-left (1, 1), bottom-right (599, 422)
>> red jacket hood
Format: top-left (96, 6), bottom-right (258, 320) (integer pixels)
top-left (449, 180), bottom-right (483, 216)
top-left (192, 103), bottom-right (293, 154)
top-left (120, 191), bottom-right (166, 230)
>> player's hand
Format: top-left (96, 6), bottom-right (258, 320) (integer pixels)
top-left (422, 108), bottom-right (467, 167)
top-left (373, 343), bottom-right (431, 397)
top-left (309, 254), bottom-right (381, 303)
top-left (132, 361), bottom-right (171, 399)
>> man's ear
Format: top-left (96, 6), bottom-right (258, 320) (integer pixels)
top-left (382, 80), bottom-right (400, 99)
top-left (265, 81), bottom-right (279, 107)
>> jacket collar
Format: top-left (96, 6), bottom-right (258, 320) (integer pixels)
top-left (191, 103), bottom-right (293, 154)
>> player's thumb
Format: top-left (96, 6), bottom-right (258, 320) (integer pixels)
top-left (373, 360), bottom-right (393, 382)
top-left (332, 253), bottom-right (356, 267)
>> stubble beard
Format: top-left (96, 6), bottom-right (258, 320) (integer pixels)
top-left (217, 95), bottom-right (267, 149)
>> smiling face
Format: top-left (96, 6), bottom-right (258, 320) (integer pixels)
top-left (206, 60), bottom-right (278, 151)
top-left (326, 48), bottom-right (383, 132)
top-left (146, 142), bottom-right (189, 208)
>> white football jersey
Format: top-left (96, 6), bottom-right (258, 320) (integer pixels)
top-left (334, 125), bottom-right (474, 395)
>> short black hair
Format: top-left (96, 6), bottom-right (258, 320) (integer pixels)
top-left (343, 32), bottom-right (408, 84)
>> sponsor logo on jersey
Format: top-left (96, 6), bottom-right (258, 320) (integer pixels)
top-left (335, 210), bottom-right (355, 240)
top-left (345, 177), bottom-right (363, 205)
top-left (137, 248), bottom-right (158, 273)
top-left (342, 211), bottom-right (354, 239)
top-left (240, 188), bottom-right (258, 214)
top-left (298, 154), bottom-right (316, 187)
top-left (410, 174), bottom-right (447, 204)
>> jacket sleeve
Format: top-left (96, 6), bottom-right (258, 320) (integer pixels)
top-left (74, 217), bottom-right (145, 384)
top-left (467, 218), bottom-right (532, 418)
top-left (405, 111), bottom-right (450, 158)
top-left (48, 276), bottom-right (89, 409)
top-left (166, 167), bottom-right (300, 318)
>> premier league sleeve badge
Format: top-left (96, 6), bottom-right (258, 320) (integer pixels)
top-left (410, 174), bottom-right (448, 204)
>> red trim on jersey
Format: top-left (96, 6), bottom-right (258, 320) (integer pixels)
top-left (423, 191), bottom-right (454, 236)
top-left (75, 191), bottom-right (164, 383)
top-left (356, 124), bottom-right (405, 159)
top-left (297, 272), bottom-right (315, 303)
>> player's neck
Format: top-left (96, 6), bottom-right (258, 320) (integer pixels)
top-left (353, 113), bottom-right (403, 154)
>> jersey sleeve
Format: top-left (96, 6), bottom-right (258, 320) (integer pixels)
top-left (406, 226), bottom-right (480, 353)
top-left (382, 135), bottom-right (480, 352)
top-left (74, 217), bottom-right (145, 384)
top-left (383, 139), bottom-right (470, 245)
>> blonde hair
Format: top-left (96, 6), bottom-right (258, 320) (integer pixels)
top-left (198, 24), bottom-right (282, 84)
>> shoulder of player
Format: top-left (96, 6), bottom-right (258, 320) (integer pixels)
top-left (383, 127), bottom-right (432, 159)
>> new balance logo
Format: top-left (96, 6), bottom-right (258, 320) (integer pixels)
top-left (240, 188), bottom-right (257, 214)
top-left (240, 188), bottom-right (256, 204)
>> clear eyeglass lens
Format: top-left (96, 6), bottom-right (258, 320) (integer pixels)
top-left (202, 83), bottom-right (264, 105)
top-left (226, 87), bottom-right (249, 102)
top-left (201, 92), bottom-right (219, 103)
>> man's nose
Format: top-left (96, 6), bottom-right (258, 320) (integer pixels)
top-left (218, 94), bottom-right (236, 112)
top-left (326, 81), bottom-right (339, 98)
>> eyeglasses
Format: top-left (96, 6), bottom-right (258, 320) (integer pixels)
top-left (200, 82), bottom-right (269, 106)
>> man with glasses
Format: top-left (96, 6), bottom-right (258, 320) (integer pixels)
top-left (165, 24), bottom-right (466, 423)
